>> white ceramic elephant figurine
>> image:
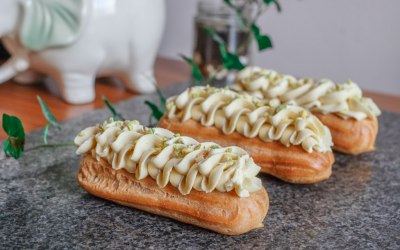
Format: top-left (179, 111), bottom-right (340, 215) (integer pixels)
top-left (0, 0), bottom-right (165, 104)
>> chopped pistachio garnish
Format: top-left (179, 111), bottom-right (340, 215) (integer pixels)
top-left (275, 104), bottom-right (287, 114)
top-left (126, 121), bottom-right (136, 131)
top-left (300, 110), bottom-right (308, 118)
top-left (145, 128), bottom-right (155, 134)
top-left (319, 79), bottom-right (330, 85)
top-left (224, 154), bottom-right (233, 161)
top-left (289, 82), bottom-right (301, 88)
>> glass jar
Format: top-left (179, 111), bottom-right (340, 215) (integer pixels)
top-left (193, 0), bottom-right (251, 84)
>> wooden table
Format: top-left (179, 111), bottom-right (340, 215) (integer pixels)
top-left (0, 57), bottom-right (399, 140)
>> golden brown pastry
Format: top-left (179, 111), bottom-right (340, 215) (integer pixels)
top-left (160, 86), bottom-right (335, 184)
top-left (313, 113), bottom-right (378, 155)
top-left (74, 119), bottom-right (269, 235)
top-left (232, 66), bottom-right (381, 155)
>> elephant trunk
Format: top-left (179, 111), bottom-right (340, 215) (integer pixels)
top-left (0, 56), bottom-right (30, 83)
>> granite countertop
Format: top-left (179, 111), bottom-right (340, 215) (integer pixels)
top-left (1, 84), bottom-right (399, 249)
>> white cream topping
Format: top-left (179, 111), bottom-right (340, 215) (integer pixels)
top-left (233, 66), bottom-right (381, 120)
top-left (166, 86), bottom-right (333, 153)
top-left (74, 119), bottom-right (262, 198)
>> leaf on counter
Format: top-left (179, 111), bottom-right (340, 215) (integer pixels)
top-left (143, 79), bottom-right (167, 124)
top-left (43, 124), bottom-right (49, 145)
top-left (144, 100), bottom-right (164, 121)
top-left (102, 96), bottom-right (125, 121)
top-left (2, 113), bottom-right (25, 159)
top-left (155, 86), bottom-right (167, 112)
top-left (37, 96), bottom-right (61, 129)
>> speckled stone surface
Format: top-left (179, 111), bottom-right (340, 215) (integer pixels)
top-left (1, 84), bottom-right (399, 249)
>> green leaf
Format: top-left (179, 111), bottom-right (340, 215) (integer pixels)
top-left (43, 124), bottom-right (49, 144)
top-left (263, 0), bottom-right (282, 12)
top-left (223, 0), bottom-right (247, 28)
top-left (251, 24), bottom-right (273, 51)
top-left (223, 0), bottom-right (234, 8)
top-left (155, 86), bottom-right (166, 112)
top-left (144, 100), bottom-right (164, 121)
top-left (2, 113), bottom-right (25, 138)
top-left (205, 28), bottom-right (245, 70)
top-left (37, 96), bottom-right (61, 129)
top-left (180, 54), bottom-right (204, 82)
top-left (217, 43), bottom-right (228, 59)
top-left (102, 96), bottom-right (125, 121)
top-left (140, 76), bottom-right (166, 112)
top-left (221, 51), bottom-right (245, 70)
top-left (2, 113), bottom-right (25, 159)
top-left (204, 28), bottom-right (225, 45)
top-left (145, 80), bottom-right (166, 123)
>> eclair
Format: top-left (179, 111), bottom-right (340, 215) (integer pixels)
top-left (232, 67), bottom-right (381, 155)
top-left (74, 119), bottom-right (269, 235)
top-left (159, 86), bottom-right (335, 184)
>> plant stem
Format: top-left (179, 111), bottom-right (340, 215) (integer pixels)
top-left (228, 0), bottom-right (268, 55)
top-left (43, 124), bottom-right (49, 144)
top-left (25, 142), bottom-right (75, 152)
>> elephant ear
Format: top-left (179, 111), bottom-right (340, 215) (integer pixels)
top-left (19, 0), bottom-right (87, 51)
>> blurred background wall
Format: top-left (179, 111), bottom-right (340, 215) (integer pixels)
top-left (159, 0), bottom-right (400, 95)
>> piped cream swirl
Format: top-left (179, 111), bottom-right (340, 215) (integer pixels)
top-left (233, 67), bottom-right (381, 120)
top-left (74, 119), bottom-right (262, 198)
top-left (166, 86), bottom-right (333, 153)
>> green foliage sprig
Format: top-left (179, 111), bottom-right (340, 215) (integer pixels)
top-left (180, 0), bottom-right (281, 86)
top-left (263, 0), bottom-right (281, 12)
top-left (144, 80), bottom-right (167, 125)
top-left (2, 114), bottom-right (25, 159)
top-left (144, 1), bottom-right (282, 129)
top-left (251, 24), bottom-right (272, 51)
top-left (180, 54), bottom-right (226, 86)
top-left (223, 0), bottom-right (280, 53)
top-left (144, 100), bottom-right (164, 122)
top-left (204, 28), bottom-right (245, 71)
top-left (102, 96), bottom-right (125, 121)
top-left (180, 28), bottom-right (244, 86)
top-left (37, 96), bottom-right (61, 144)
top-left (180, 54), bottom-right (204, 84)
top-left (2, 96), bottom-right (76, 159)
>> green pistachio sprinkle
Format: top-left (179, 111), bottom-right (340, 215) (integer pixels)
top-left (192, 92), bottom-right (200, 98)
top-left (145, 128), bottom-right (155, 134)
top-left (319, 79), bottom-right (329, 85)
top-left (173, 145), bottom-right (180, 152)
top-left (300, 110), bottom-right (308, 118)
top-left (225, 155), bottom-right (233, 161)
top-left (127, 123), bottom-right (134, 131)
top-left (275, 104), bottom-right (287, 114)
